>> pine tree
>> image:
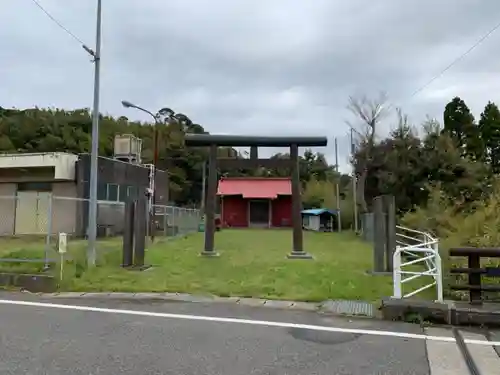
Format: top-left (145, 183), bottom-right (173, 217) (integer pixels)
top-left (479, 101), bottom-right (500, 173)
top-left (443, 96), bottom-right (480, 159)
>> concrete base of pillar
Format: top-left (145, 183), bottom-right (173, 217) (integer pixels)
top-left (287, 251), bottom-right (313, 259)
top-left (200, 251), bottom-right (220, 257)
top-left (124, 264), bottom-right (153, 272)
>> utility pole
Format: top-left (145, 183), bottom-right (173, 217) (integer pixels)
top-left (350, 128), bottom-right (358, 232)
top-left (200, 160), bottom-right (206, 214)
top-left (86, 0), bottom-right (102, 267)
top-left (334, 137), bottom-right (341, 232)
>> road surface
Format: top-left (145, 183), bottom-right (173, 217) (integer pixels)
top-left (0, 293), bottom-right (498, 374)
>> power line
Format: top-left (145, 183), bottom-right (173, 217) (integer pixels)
top-left (29, 0), bottom-right (92, 53)
top-left (409, 19), bottom-right (500, 99)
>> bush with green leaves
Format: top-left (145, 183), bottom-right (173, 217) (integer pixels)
top-left (401, 181), bottom-right (500, 300)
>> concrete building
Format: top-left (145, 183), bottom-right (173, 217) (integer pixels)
top-left (0, 148), bottom-right (168, 236)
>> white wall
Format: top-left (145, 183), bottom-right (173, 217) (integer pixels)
top-left (0, 153), bottom-right (77, 181)
top-left (302, 215), bottom-right (320, 231)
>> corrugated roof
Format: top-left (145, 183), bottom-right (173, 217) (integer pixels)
top-left (301, 208), bottom-right (338, 216)
top-left (217, 177), bottom-right (291, 199)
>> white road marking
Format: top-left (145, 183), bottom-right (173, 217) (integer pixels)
top-left (0, 298), bottom-right (499, 347)
top-left (461, 331), bottom-right (500, 374)
top-left (425, 328), bottom-right (469, 375)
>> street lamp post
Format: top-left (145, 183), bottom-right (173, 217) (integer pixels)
top-left (86, 0), bottom-right (102, 267)
top-left (121, 101), bottom-right (175, 242)
top-left (350, 128), bottom-right (358, 232)
top-left (345, 125), bottom-right (365, 233)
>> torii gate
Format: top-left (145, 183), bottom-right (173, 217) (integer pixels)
top-left (185, 134), bottom-right (328, 259)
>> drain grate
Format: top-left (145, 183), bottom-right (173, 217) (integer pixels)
top-left (321, 300), bottom-right (375, 317)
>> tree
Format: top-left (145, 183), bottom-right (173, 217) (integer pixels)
top-left (0, 106), bottom-right (211, 205)
top-left (257, 150), bottom-right (335, 186)
top-left (421, 123), bottom-right (489, 206)
top-left (443, 96), bottom-right (481, 160)
top-left (347, 92), bottom-right (390, 213)
top-left (352, 109), bottom-right (425, 213)
top-left (350, 112), bottom-right (489, 214)
top-left (302, 178), bottom-right (336, 210)
top-left (0, 105), bottom-right (339, 206)
top-left (479, 101), bottom-right (500, 174)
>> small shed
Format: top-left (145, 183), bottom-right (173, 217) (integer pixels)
top-left (301, 208), bottom-right (338, 232)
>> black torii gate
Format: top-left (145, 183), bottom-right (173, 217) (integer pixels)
top-left (184, 134), bottom-right (328, 259)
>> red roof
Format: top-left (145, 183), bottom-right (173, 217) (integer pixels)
top-left (217, 177), bottom-right (292, 199)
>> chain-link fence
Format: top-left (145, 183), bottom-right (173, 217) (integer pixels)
top-left (0, 194), bottom-right (201, 271)
top-left (151, 205), bottom-right (201, 238)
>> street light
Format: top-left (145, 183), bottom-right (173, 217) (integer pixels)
top-left (349, 128), bottom-right (359, 233)
top-left (121, 100), bottom-right (175, 242)
top-left (86, 0), bottom-right (103, 267)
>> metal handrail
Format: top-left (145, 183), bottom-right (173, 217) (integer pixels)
top-left (393, 226), bottom-right (443, 302)
top-left (396, 225), bottom-right (436, 243)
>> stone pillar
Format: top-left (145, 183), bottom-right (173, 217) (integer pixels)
top-left (287, 143), bottom-right (312, 259)
top-left (383, 194), bottom-right (396, 272)
top-left (372, 196), bottom-right (386, 273)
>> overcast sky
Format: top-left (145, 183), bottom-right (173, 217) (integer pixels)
top-left (2, 0), bottom-right (500, 171)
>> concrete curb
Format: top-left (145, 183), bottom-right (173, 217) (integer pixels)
top-left (35, 292), bottom-right (376, 317)
top-left (380, 298), bottom-right (500, 327)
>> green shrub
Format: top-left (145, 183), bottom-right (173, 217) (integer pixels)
top-left (338, 198), bottom-right (355, 230)
top-left (401, 181), bottom-right (500, 300)
top-left (0, 248), bottom-right (48, 274)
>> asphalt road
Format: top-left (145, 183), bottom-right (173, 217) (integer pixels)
top-left (0, 293), bottom-right (498, 374)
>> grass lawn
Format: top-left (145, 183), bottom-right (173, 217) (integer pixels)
top-left (0, 230), bottom-right (436, 302)
top-left (63, 229), bottom-right (397, 302)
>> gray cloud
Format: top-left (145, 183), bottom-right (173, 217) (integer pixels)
top-left (2, 0), bottom-right (500, 171)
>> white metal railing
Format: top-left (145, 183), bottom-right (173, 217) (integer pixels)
top-left (393, 226), bottom-right (443, 302)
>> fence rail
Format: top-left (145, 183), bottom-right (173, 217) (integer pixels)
top-left (449, 247), bottom-right (500, 304)
top-left (393, 226), bottom-right (443, 302)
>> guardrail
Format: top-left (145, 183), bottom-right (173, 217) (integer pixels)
top-left (449, 247), bottom-right (500, 304)
top-left (393, 226), bottom-right (443, 302)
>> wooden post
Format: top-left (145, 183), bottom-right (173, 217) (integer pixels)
top-left (121, 199), bottom-right (135, 267)
top-left (250, 146), bottom-right (258, 160)
top-left (201, 144), bottom-right (219, 256)
top-left (133, 197), bottom-right (147, 268)
top-left (287, 144), bottom-right (312, 259)
top-left (468, 254), bottom-right (482, 304)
